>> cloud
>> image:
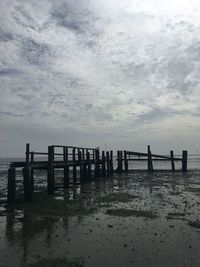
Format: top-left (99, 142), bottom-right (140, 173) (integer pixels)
top-left (0, 0), bottom-right (200, 155)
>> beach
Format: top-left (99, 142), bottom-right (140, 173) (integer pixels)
top-left (0, 160), bottom-right (200, 266)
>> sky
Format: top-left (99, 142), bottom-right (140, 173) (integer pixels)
top-left (0, 0), bottom-right (200, 156)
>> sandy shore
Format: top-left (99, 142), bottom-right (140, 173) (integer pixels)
top-left (0, 170), bottom-right (200, 267)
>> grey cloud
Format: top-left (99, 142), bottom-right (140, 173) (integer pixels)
top-left (0, 68), bottom-right (20, 76)
top-left (1, 0), bottom-right (200, 155)
top-left (51, 0), bottom-right (95, 33)
top-left (0, 30), bottom-right (13, 42)
top-left (21, 39), bottom-right (52, 65)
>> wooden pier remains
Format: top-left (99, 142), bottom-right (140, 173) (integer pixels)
top-left (7, 144), bottom-right (187, 203)
top-left (7, 144), bottom-right (113, 203)
top-left (117, 145), bottom-right (187, 173)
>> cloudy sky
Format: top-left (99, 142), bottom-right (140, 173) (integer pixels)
top-left (0, 0), bottom-right (200, 156)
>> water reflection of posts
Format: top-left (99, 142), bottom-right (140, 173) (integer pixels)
top-left (6, 206), bottom-right (15, 241)
top-left (7, 167), bottom-right (16, 203)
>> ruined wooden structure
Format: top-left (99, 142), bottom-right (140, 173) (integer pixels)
top-left (7, 144), bottom-right (187, 203)
top-left (7, 144), bottom-right (113, 203)
top-left (117, 145), bottom-right (187, 173)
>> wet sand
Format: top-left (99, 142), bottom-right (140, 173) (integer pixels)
top-left (1, 170), bottom-right (200, 267)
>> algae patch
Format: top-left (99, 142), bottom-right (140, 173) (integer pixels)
top-left (106, 208), bottom-right (158, 218)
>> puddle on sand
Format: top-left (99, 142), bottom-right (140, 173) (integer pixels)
top-left (1, 171), bottom-right (200, 266)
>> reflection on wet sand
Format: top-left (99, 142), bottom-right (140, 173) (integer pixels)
top-left (1, 171), bottom-right (200, 266)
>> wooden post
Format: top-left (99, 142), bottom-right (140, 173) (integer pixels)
top-left (124, 150), bottom-right (128, 172)
top-left (82, 149), bottom-right (85, 161)
top-left (102, 151), bottom-right (106, 177)
top-left (7, 167), bottom-right (16, 203)
top-left (182, 150), bottom-right (188, 172)
top-left (47, 146), bottom-right (54, 194)
top-left (170, 150), bottom-right (175, 172)
top-left (72, 148), bottom-right (76, 180)
top-left (106, 151), bottom-right (110, 176)
top-left (95, 149), bottom-right (100, 178)
top-left (63, 147), bottom-right (69, 187)
top-left (147, 145), bottom-right (153, 171)
top-left (117, 151), bottom-right (123, 172)
top-left (117, 151), bottom-right (119, 172)
top-left (30, 152), bottom-right (34, 193)
top-left (78, 150), bottom-right (83, 182)
top-left (26, 143), bottom-right (30, 163)
top-left (110, 150), bottom-right (113, 175)
top-left (87, 151), bottom-right (91, 180)
top-left (23, 143), bottom-right (32, 201)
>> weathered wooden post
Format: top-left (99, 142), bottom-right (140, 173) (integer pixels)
top-left (63, 147), bottom-right (69, 187)
top-left (106, 151), bottom-right (110, 176)
top-left (147, 145), bottom-right (153, 171)
top-left (47, 146), bottom-right (54, 194)
top-left (26, 143), bottom-right (30, 163)
top-left (23, 143), bottom-right (32, 201)
top-left (110, 150), bottom-right (113, 175)
top-left (7, 167), bottom-right (16, 203)
top-left (82, 149), bottom-right (85, 161)
top-left (72, 148), bottom-right (76, 180)
top-left (30, 152), bottom-right (34, 193)
top-left (102, 151), bottom-right (106, 177)
top-left (117, 151), bottom-right (123, 172)
top-left (182, 150), bottom-right (188, 172)
top-left (124, 150), bottom-right (128, 172)
top-left (95, 149), bottom-right (100, 178)
top-left (87, 151), bottom-right (91, 179)
top-left (78, 150), bottom-right (84, 182)
top-left (170, 150), bottom-right (175, 172)
top-left (117, 151), bottom-right (120, 172)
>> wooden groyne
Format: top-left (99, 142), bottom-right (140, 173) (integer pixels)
top-left (7, 144), bottom-right (188, 203)
top-left (117, 145), bottom-right (187, 173)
